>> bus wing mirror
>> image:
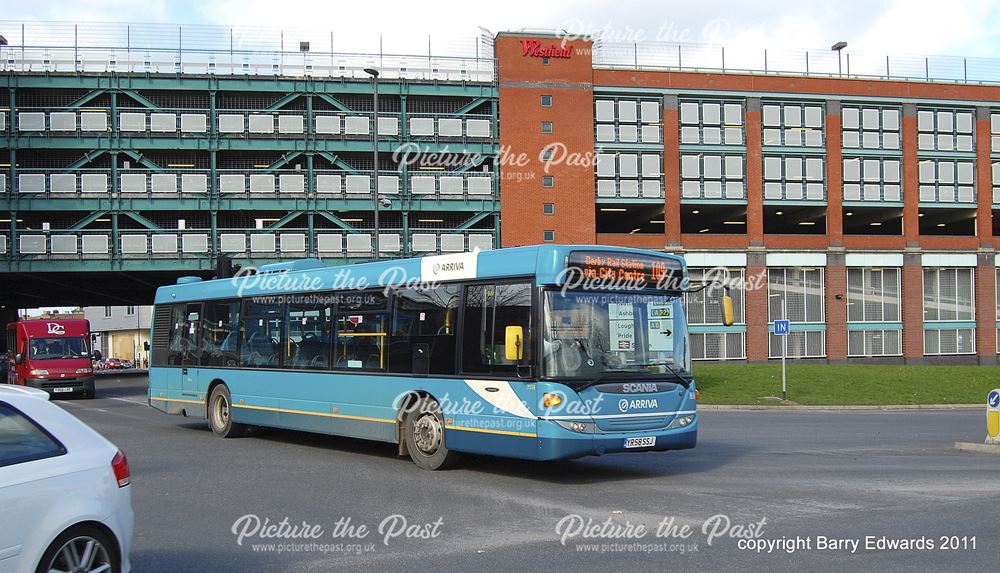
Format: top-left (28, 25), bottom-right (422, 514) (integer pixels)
top-left (720, 295), bottom-right (735, 327)
top-left (14, 353), bottom-right (23, 365)
top-left (504, 326), bottom-right (524, 362)
top-left (92, 349), bottom-right (103, 361)
top-left (143, 341), bottom-right (150, 351)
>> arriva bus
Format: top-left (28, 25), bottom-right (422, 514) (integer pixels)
top-left (5, 319), bottom-right (101, 398)
top-left (147, 245), bottom-right (733, 470)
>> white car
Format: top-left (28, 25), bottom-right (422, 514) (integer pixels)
top-left (0, 385), bottom-right (133, 573)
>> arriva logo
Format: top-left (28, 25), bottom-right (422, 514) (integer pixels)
top-left (432, 261), bottom-right (465, 275)
top-left (618, 398), bottom-right (658, 412)
top-left (46, 323), bottom-right (65, 335)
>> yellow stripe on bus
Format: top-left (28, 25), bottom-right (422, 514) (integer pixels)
top-left (150, 397), bottom-right (204, 406)
top-left (231, 403), bottom-right (395, 424)
top-left (156, 398), bottom-right (534, 436)
top-left (444, 425), bottom-right (536, 438)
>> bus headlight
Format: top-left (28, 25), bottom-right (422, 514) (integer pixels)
top-left (553, 420), bottom-right (595, 433)
top-left (29, 369), bottom-right (49, 376)
top-left (668, 415), bottom-right (695, 429)
top-left (76, 368), bottom-right (93, 374)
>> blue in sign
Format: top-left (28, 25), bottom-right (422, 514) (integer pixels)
top-left (989, 391), bottom-right (1000, 408)
top-left (774, 320), bottom-right (791, 336)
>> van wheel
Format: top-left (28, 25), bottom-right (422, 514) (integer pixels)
top-left (35, 524), bottom-right (119, 573)
top-left (208, 385), bottom-right (246, 438)
top-left (404, 397), bottom-right (460, 470)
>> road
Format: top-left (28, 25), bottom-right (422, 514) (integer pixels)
top-left (57, 376), bottom-right (1000, 573)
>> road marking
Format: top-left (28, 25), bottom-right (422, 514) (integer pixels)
top-left (108, 397), bottom-right (147, 406)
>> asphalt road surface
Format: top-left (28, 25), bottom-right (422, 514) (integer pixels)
top-left (56, 376), bottom-right (1000, 573)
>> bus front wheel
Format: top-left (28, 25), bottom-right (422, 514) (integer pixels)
top-left (404, 398), bottom-right (460, 470)
top-left (208, 385), bottom-right (247, 438)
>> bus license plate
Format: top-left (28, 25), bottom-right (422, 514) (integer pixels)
top-left (625, 436), bottom-right (656, 448)
top-left (52, 387), bottom-right (74, 393)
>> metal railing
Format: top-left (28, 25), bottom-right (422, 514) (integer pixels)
top-left (0, 228), bottom-right (497, 261)
top-left (594, 40), bottom-right (1000, 85)
top-left (0, 21), bottom-right (494, 82)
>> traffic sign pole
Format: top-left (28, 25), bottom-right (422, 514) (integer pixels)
top-left (773, 320), bottom-right (791, 401)
top-left (782, 335), bottom-right (787, 401)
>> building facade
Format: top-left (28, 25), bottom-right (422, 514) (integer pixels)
top-left (496, 32), bottom-right (999, 364)
top-left (83, 305), bottom-right (152, 366)
top-left (3, 23), bottom-right (1000, 363)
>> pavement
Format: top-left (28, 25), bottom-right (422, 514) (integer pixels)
top-left (55, 376), bottom-right (1000, 573)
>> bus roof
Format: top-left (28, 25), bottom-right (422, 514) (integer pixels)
top-left (153, 244), bottom-right (687, 305)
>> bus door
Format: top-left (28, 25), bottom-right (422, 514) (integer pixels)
top-left (164, 304), bottom-right (202, 396)
top-left (180, 303), bottom-right (203, 396)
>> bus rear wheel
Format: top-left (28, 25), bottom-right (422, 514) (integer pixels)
top-left (404, 398), bottom-right (460, 470)
top-left (208, 385), bottom-right (246, 438)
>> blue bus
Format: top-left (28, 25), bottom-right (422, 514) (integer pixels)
top-left (148, 245), bottom-right (732, 469)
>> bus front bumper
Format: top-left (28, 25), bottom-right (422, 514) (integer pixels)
top-left (534, 417), bottom-right (698, 461)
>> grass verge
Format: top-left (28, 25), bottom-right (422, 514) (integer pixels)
top-left (692, 363), bottom-right (1000, 406)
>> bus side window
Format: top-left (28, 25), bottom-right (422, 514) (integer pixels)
top-left (333, 291), bottom-right (388, 371)
top-left (462, 283), bottom-right (533, 376)
top-left (239, 299), bottom-right (284, 369)
top-left (202, 300), bottom-right (241, 368)
top-left (388, 285), bottom-right (460, 375)
top-left (286, 296), bottom-right (334, 370)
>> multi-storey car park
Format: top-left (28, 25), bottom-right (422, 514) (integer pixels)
top-left (4, 23), bottom-right (1000, 364)
top-left (0, 22), bottom-right (499, 320)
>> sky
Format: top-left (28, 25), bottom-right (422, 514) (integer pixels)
top-left (3, 0), bottom-right (1000, 61)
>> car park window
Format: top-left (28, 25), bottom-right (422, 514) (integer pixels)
top-left (0, 402), bottom-right (67, 467)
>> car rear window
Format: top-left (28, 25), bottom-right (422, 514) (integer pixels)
top-left (0, 401), bottom-right (67, 467)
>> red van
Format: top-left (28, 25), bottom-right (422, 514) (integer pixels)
top-left (4, 319), bottom-right (101, 398)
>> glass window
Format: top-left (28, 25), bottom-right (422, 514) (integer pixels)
top-left (543, 230), bottom-right (555, 242)
top-left (542, 291), bottom-right (688, 377)
top-left (846, 268), bottom-right (901, 323)
top-left (390, 285), bottom-right (461, 375)
top-left (923, 268), bottom-right (974, 322)
top-left (543, 203), bottom-right (554, 215)
top-left (201, 300), bottom-right (241, 367)
top-left (239, 298), bottom-right (284, 368)
top-left (178, 303), bottom-right (203, 366)
top-left (541, 95), bottom-right (552, 107)
top-left (541, 122), bottom-right (553, 134)
top-left (28, 337), bottom-right (90, 360)
top-left (463, 283), bottom-right (533, 375)
top-left (286, 295), bottom-right (335, 370)
top-left (167, 304), bottom-right (187, 366)
top-left (0, 402), bottom-right (66, 468)
top-left (685, 268), bottom-right (745, 325)
top-left (333, 292), bottom-right (388, 370)
top-left (542, 176), bottom-right (554, 188)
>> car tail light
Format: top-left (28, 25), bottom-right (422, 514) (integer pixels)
top-left (111, 449), bottom-right (130, 487)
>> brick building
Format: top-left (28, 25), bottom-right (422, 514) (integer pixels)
top-left (496, 32), bottom-right (999, 364)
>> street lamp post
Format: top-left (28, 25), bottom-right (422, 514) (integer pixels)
top-left (831, 41), bottom-right (847, 77)
top-left (364, 67), bottom-right (380, 261)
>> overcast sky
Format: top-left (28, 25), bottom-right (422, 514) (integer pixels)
top-left (3, 0), bottom-right (1000, 60)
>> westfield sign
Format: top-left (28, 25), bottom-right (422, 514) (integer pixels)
top-left (520, 38), bottom-right (572, 59)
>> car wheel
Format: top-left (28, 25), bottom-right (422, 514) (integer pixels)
top-left (404, 397), bottom-right (461, 470)
top-left (35, 524), bottom-right (120, 573)
top-left (208, 384), bottom-right (247, 438)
